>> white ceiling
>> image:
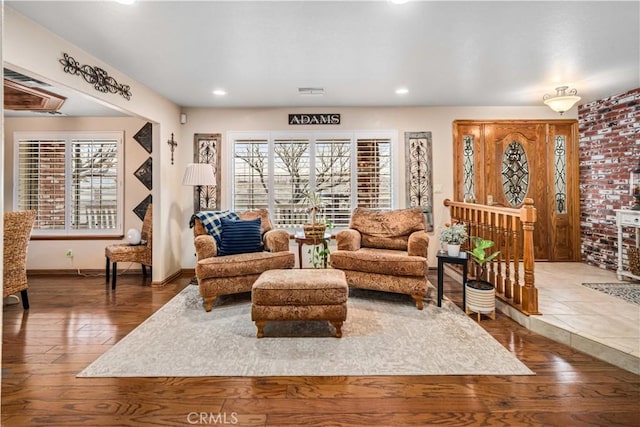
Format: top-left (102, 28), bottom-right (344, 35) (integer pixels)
top-left (5, 1), bottom-right (640, 112)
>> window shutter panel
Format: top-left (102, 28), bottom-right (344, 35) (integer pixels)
top-left (70, 138), bottom-right (119, 230)
top-left (17, 138), bottom-right (67, 230)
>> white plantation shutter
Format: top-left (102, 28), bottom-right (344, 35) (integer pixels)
top-left (315, 138), bottom-right (351, 228)
top-left (356, 138), bottom-right (392, 209)
top-left (233, 139), bottom-right (269, 212)
top-left (14, 132), bottom-right (123, 236)
top-left (16, 138), bottom-right (67, 230)
top-left (230, 131), bottom-right (395, 230)
top-left (70, 138), bottom-right (119, 230)
top-left (273, 137), bottom-right (310, 228)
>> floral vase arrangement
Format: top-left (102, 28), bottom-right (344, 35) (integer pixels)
top-left (439, 221), bottom-right (468, 256)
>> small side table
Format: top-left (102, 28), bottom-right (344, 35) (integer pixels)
top-left (293, 232), bottom-right (331, 268)
top-left (436, 251), bottom-right (468, 309)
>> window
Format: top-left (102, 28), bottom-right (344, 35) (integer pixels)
top-left (14, 132), bottom-right (124, 236)
top-left (231, 131), bottom-right (393, 229)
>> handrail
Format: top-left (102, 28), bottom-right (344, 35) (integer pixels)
top-left (443, 198), bottom-right (539, 315)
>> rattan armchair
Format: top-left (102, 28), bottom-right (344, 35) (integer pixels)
top-left (3, 210), bottom-right (37, 310)
top-left (105, 204), bottom-right (152, 289)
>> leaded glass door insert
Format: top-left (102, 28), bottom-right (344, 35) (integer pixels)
top-left (501, 141), bottom-right (529, 206)
top-left (462, 135), bottom-right (475, 201)
top-left (554, 135), bottom-right (567, 214)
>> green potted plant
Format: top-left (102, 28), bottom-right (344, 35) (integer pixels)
top-left (465, 236), bottom-right (500, 321)
top-left (439, 222), bottom-right (468, 256)
top-left (467, 236), bottom-right (500, 278)
top-left (307, 220), bottom-right (334, 268)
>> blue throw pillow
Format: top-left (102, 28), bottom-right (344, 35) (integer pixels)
top-left (217, 217), bottom-right (263, 256)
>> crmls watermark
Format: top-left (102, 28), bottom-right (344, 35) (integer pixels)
top-left (186, 412), bottom-right (239, 425)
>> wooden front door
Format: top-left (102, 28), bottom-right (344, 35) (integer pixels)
top-left (453, 120), bottom-right (579, 261)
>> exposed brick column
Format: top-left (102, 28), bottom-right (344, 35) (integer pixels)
top-left (579, 88), bottom-right (640, 271)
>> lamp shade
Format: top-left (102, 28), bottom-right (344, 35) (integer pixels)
top-left (182, 163), bottom-right (216, 186)
top-left (543, 86), bottom-right (581, 114)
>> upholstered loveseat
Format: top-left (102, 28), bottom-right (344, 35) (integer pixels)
top-left (192, 209), bottom-right (295, 312)
top-left (330, 207), bottom-right (430, 309)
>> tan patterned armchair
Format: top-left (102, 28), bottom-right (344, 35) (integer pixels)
top-left (3, 210), bottom-right (37, 310)
top-left (330, 207), bottom-right (430, 309)
top-left (193, 208), bottom-right (295, 312)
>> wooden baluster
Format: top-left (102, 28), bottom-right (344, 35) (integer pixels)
top-left (509, 215), bottom-right (519, 301)
top-left (520, 198), bottom-right (539, 314)
top-left (495, 213), bottom-right (504, 294)
top-left (502, 213), bottom-right (511, 297)
top-left (471, 208), bottom-right (479, 277)
top-left (487, 212), bottom-right (498, 284)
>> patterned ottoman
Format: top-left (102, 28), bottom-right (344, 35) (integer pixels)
top-left (251, 269), bottom-right (348, 338)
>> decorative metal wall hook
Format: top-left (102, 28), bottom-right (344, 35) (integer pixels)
top-left (59, 53), bottom-right (132, 100)
top-left (167, 133), bottom-right (178, 165)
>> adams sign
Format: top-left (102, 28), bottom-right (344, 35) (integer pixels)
top-left (288, 114), bottom-right (341, 125)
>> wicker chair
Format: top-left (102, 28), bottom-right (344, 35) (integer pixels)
top-left (105, 204), bottom-right (152, 290)
top-left (3, 210), bottom-right (37, 310)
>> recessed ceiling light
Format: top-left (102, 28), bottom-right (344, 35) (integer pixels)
top-left (114, 0), bottom-right (135, 5)
top-left (212, 89), bottom-right (227, 96)
top-left (389, 0), bottom-right (410, 4)
top-left (395, 88), bottom-right (409, 95)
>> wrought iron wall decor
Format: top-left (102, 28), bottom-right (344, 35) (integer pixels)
top-left (134, 122), bottom-right (152, 153)
top-left (59, 53), bottom-right (132, 100)
top-left (404, 132), bottom-right (434, 231)
top-left (167, 133), bottom-right (177, 165)
top-left (134, 157), bottom-right (153, 190)
top-left (134, 195), bottom-right (152, 221)
top-left (193, 133), bottom-right (222, 212)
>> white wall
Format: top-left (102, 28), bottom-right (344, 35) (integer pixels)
top-left (179, 106), bottom-right (574, 267)
top-left (4, 7), bottom-right (183, 281)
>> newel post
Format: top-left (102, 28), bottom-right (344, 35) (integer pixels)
top-left (520, 198), bottom-right (539, 315)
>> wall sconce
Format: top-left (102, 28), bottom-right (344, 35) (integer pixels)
top-left (543, 86), bottom-right (581, 115)
top-left (631, 162), bottom-right (640, 211)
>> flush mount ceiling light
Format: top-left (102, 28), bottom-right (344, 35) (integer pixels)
top-left (114, 0), bottom-right (135, 5)
top-left (395, 88), bottom-right (409, 95)
top-left (212, 89), bottom-right (227, 96)
top-left (543, 86), bottom-right (581, 115)
top-left (298, 87), bottom-right (325, 96)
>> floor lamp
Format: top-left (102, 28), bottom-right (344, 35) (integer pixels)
top-left (182, 163), bottom-right (217, 284)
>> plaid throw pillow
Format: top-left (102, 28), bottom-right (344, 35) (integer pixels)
top-left (193, 210), bottom-right (240, 246)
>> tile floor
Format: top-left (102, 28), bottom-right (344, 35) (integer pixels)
top-left (499, 262), bottom-right (640, 375)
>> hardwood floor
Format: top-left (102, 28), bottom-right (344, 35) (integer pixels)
top-left (2, 272), bottom-right (639, 426)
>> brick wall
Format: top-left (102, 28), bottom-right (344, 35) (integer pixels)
top-left (579, 88), bottom-right (640, 270)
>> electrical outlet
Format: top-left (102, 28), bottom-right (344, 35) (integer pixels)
top-left (65, 249), bottom-right (73, 258)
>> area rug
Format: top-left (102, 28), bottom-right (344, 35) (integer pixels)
top-left (582, 282), bottom-right (640, 305)
top-left (78, 286), bottom-right (533, 377)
